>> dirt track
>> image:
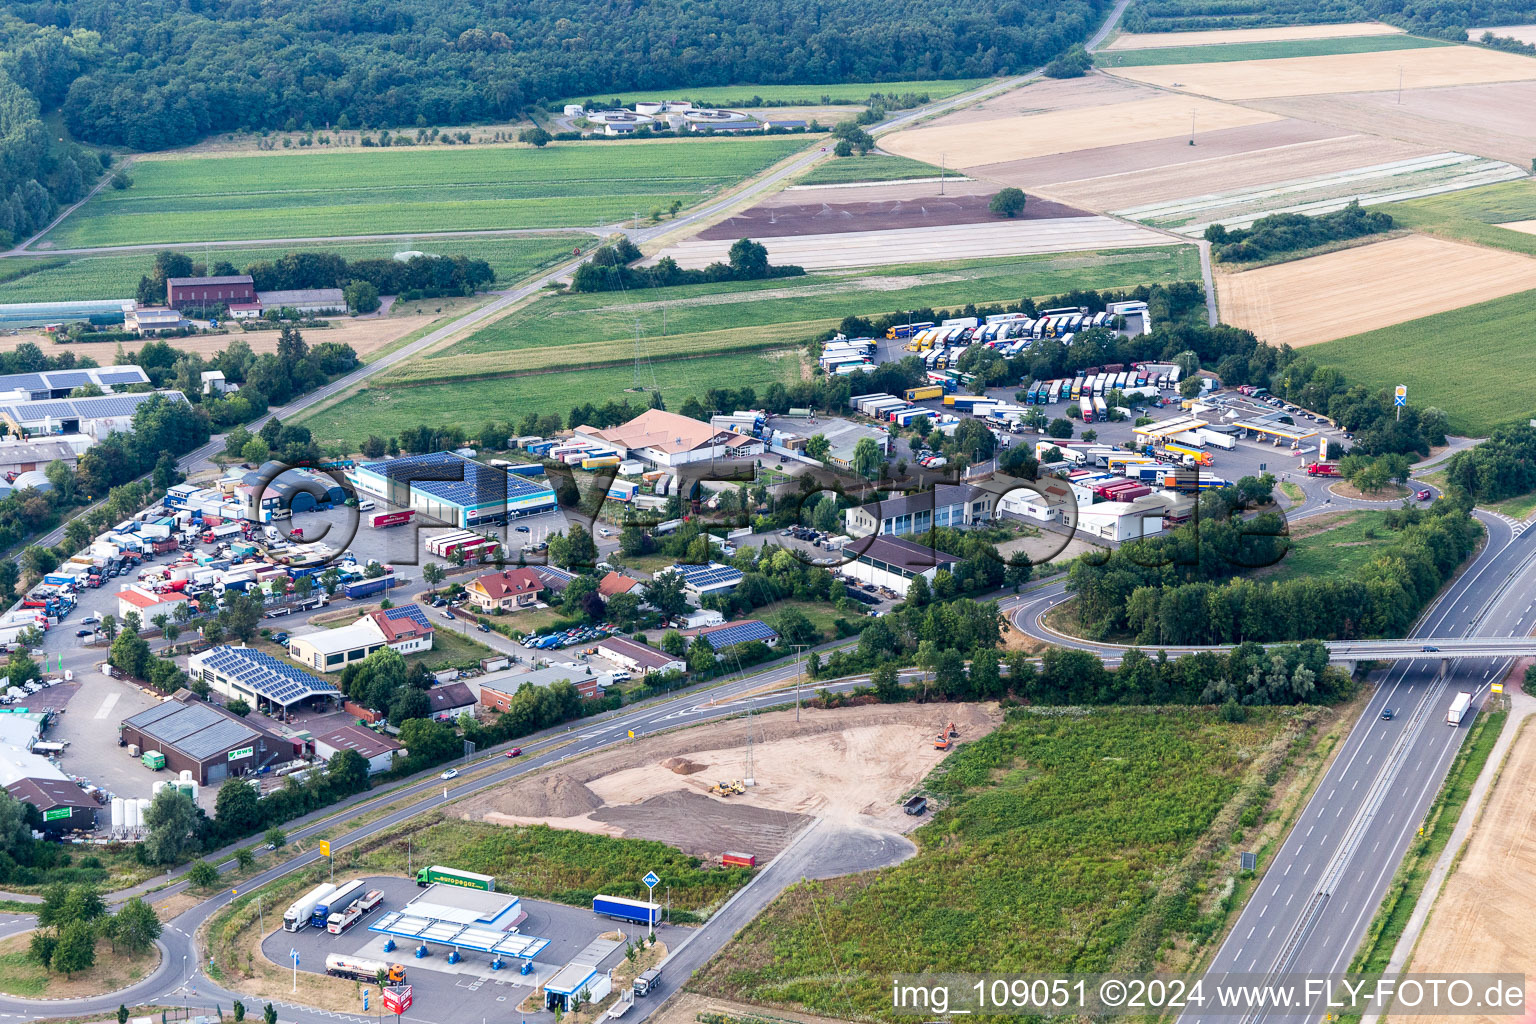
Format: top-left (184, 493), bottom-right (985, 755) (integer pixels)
top-left (455, 703), bottom-right (1001, 860)
top-left (1215, 234), bottom-right (1536, 347)
top-left (696, 194), bottom-right (1087, 240)
top-left (1105, 23), bottom-right (1402, 49)
top-left (1396, 712), bottom-right (1536, 1024)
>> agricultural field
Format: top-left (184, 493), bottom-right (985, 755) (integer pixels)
top-left (1215, 235), bottom-right (1536, 348)
top-left (795, 153), bottom-right (946, 186)
top-left (41, 138), bottom-right (811, 248)
top-left (1103, 45), bottom-right (1536, 100)
top-left (692, 706), bottom-right (1307, 1018)
top-left (1475, 23), bottom-right (1536, 43)
top-left (0, 235), bottom-right (588, 304)
top-left (1261, 511), bottom-right (1397, 584)
top-left (1104, 23), bottom-right (1405, 49)
top-left (296, 349), bottom-right (804, 449)
top-left (1095, 34), bottom-right (1445, 66)
top-left (1302, 287), bottom-right (1536, 436)
top-left (562, 78), bottom-right (992, 109)
top-left (1385, 179), bottom-right (1536, 256)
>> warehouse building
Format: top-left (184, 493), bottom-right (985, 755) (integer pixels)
top-left (6, 777), bottom-right (98, 833)
top-left (0, 437), bottom-right (79, 476)
top-left (1074, 497), bottom-right (1167, 543)
top-left (0, 390), bottom-right (189, 442)
top-left (683, 619), bottom-right (778, 652)
top-left (239, 462), bottom-right (346, 515)
top-left (0, 365), bottom-right (150, 401)
top-left (288, 605), bottom-right (434, 672)
top-left (166, 275), bottom-right (255, 307)
top-left (843, 484), bottom-right (992, 539)
top-left (348, 451), bottom-right (557, 528)
top-left (120, 693), bottom-right (292, 784)
top-left (595, 637), bottom-right (685, 676)
top-left (478, 666), bottom-right (610, 706)
top-left (312, 723), bottom-right (403, 775)
top-left (839, 535), bottom-right (957, 593)
top-left (254, 288), bottom-right (347, 314)
top-left (573, 409), bottom-right (763, 468)
top-left (187, 646), bottom-right (340, 717)
top-left (125, 308), bottom-right (183, 334)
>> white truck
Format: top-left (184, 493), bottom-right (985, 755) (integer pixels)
top-left (283, 882), bottom-right (337, 932)
top-left (1447, 691), bottom-right (1472, 726)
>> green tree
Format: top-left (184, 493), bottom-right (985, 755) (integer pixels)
top-left (988, 187), bottom-right (1027, 217)
top-left (852, 436), bottom-right (882, 479)
top-left (264, 1003), bottom-right (278, 1024)
top-left (343, 280), bottom-right (381, 314)
top-left (52, 920), bottom-right (96, 977)
top-left (62, 885), bottom-right (106, 926)
top-left (233, 1002), bottom-right (246, 1023)
top-left (265, 826), bottom-right (286, 849)
top-left (113, 898), bottom-right (162, 957)
top-left (29, 931), bottom-right (57, 969)
top-left (804, 434), bottom-right (831, 462)
top-left (187, 860), bottom-right (219, 888)
top-left (519, 127), bottom-right (552, 147)
top-left (548, 525), bottom-right (598, 571)
top-left (214, 778), bottom-right (261, 837)
top-left (1046, 418), bottom-right (1074, 439)
top-left (236, 846), bottom-right (256, 870)
top-left (142, 789), bottom-right (199, 865)
top-left (644, 570), bottom-right (689, 618)
top-left (119, 1005), bottom-right (130, 1024)
top-left (227, 697), bottom-right (251, 717)
top-left (659, 630), bottom-right (687, 657)
top-left (871, 661), bottom-right (902, 702)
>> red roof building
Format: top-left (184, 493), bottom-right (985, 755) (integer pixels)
top-left (598, 571), bottom-right (644, 598)
top-left (467, 568), bottom-right (545, 611)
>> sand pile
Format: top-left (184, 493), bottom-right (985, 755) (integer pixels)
top-left (663, 757), bottom-right (707, 775)
top-left (513, 773), bottom-right (604, 817)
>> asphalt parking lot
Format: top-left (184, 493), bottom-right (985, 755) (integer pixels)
top-left (262, 875), bottom-right (675, 1022)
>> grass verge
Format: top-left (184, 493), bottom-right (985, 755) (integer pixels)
top-left (0, 930), bottom-right (159, 999)
top-left (1260, 510), bottom-right (1397, 583)
top-left (796, 153), bottom-right (949, 186)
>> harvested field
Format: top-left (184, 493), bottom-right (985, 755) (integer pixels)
top-left (1251, 81), bottom-right (1536, 167)
top-left (656, 217), bottom-right (1168, 270)
top-left (696, 194), bottom-right (1087, 240)
top-left (1498, 218), bottom-right (1536, 234)
top-left (898, 74), bottom-right (1149, 130)
top-left (777, 178), bottom-right (993, 204)
top-left (455, 703), bottom-right (1003, 858)
top-left (1395, 715), bottom-right (1536, 1024)
top-left (1215, 234), bottom-right (1536, 347)
top-left (1105, 23), bottom-right (1403, 49)
top-left (1106, 46), bottom-right (1536, 100)
top-left (880, 93), bottom-right (1281, 167)
top-left (1473, 23), bottom-right (1536, 44)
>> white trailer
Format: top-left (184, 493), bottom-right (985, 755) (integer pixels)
top-left (1201, 430), bottom-right (1236, 451)
top-left (1447, 691), bottom-right (1472, 726)
top-left (284, 883), bottom-right (337, 931)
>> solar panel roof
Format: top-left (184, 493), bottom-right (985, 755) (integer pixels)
top-left (45, 371), bottom-right (93, 388)
top-left (200, 646), bottom-right (338, 706)
top-left (380, 604), bottom-right (432, 630)
top-left (361, 452), bottom-right (553, 508)
top-left (96, 368), bottom-right (151, 384)
top-left (671, 562), bottom-right (744, 587)
top-left (0, 373), bottom-right (45, 393)
top-left (699, 620), bottom-right (778, 649)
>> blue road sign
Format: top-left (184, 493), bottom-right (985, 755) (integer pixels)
top-left (643, 871), bottom-right (659, 888)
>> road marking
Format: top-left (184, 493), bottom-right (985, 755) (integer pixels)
top-left (1259, 905), bottom-right (1267, 917)
top-left (94, 692), bottom-right (119, 719)
top-left (1352, 779), bottom-right (1358, 790)
top-left (1306, 826), bottom-right (1314, 837)
top-left (1247, 927), bottom-right (1254, 938)
top-left (1365, 755), bottom-right (1372, 765)
top-left (1268, 926), bottom-right (1275, 938)
top-left (1284, 862), bottom-right (1291, 875)
top-left (1286, 893), bottom-right (1294, 906)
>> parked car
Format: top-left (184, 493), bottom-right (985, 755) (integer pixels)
top-left (477, 623), bottom-right (490, 633)
top-left (75, 629), bottom-right (93, 637)
top-left (515, 525), bottom-right (530, 533)
top-left (81, 614), bottom-right (100, 625)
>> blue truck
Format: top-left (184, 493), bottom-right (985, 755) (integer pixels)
top-left (342, 573), bottom-right (399, 600)
top-left (592, 895), bottom-right (661, 927)
top-left (311, 879), bottom-right (365, 928)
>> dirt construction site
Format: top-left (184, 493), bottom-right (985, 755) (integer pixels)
top-left (455, 703), bottom-right (1001, 860)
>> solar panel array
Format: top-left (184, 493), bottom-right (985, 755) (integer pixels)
top-left (96, 368), bottom-right (151, 386)
top-left (361, 452), bottom-right (552, 508)
top-left (200, 646), bottom-right (338, 706)
top-left (701, 619), bottom-right (778, 649)
top-left (0, 373), bottom-right (45, 393)
top-left (0, 390), bottom-right (183, 426)
top-left (47, 371), bottom-right (93, 389)
top-left (0, 366), bottom-right (151, 395)
top-left (672, 562), bottom-right (744, 588)
top-left (381, 604), bottom-right (432, 630)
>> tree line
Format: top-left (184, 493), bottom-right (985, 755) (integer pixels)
top-left (571, 238), bottom-right (803, 293)
top-left (2, 0), bottom-right (1113, 151)
top-left (1206, 202), bottom-right (1395, 263)
top-left (1121, 0), bottom-right (1530, 39)
top-left (1445, 421), bottom-right (1536, 502)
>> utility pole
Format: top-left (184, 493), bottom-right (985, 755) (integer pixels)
top-left (1397, 66), bottom-right (1404, 104)
top-left (790, 644), bottom-right (808, 721)
top-left (939, 153), bottom-right (946, 195)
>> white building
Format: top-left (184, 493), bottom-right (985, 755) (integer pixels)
top-left (255, 289), bottom-right (347, 314)
top-left (574, 409), bottom-right (762, 468)
top-left (843, 484), bottom-right (992, 538)
top-left (997, 477), bottom-right (1092, 524)
top-left (287, 605), bottom-right (434, 672)
top-left (1074, 497), bottom-right (1167, 543)
top-left (124, 307), bottom-right (182, 334)
top-left (839, 535), bottom-right (957, 593)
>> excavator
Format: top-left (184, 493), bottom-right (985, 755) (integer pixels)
top-left (933, 721), bottom-right (959, 751)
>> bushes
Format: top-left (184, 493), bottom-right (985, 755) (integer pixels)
top-left (571, 237), bottom-right (803, 293)
top-left (1043, 44), bottom-right (1092, 77)
top-left (1206, 202), bottom-right (1394, 263)
top-left (1445, 421), bottom-right (1536, 502)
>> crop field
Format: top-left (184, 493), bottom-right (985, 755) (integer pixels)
top-left (1112, 151), bottom-right (1527, 235)
top-left (1302, 288), bottom-right (1536, 436)
top-left (692, 706), bottom-right (1300, 1018)
top-left (1096, 34), bottom-right (1444, 66)
top-left (296, 349), bottom-right (803, 448)
top-left (563, 78), bottom-right (992, 108)
top-left (1105, 45), bottom-right (1536, 100)
top-left (796, 153), bottom-right (945, 185)
top-left (0, 235), bottom-right (588, 304)
top-left (1475, 23), bottom-right (1536, 44)
top-left (1263, 511), bottom-right (1396, 583)
top-left (1385, 179), bottom-right (1536, 256)
top-left (1104, 23), bottom-right (1405, 49)
top-left (43, 138), bottom-right (811, 248)
top-left (883, 93), bottom-right (1282, 167)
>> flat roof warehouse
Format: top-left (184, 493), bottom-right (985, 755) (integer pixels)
top-left (347, 451), bottom-right (557, 528)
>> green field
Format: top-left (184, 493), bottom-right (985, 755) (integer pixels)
top-left (694, 706), bottom-right (1298, 1016)
top-left (1385, 180), bottom-right (1536, 257)
top-left (563, 78), bottom-right (992, 108)
top-left (44, 139), bottom-right (811, 248)
top-left (1096, 34), bottom-right (1446, 66)
top-left (0, 235), bottom-right (588, 303)
top-left (1264, 511), bottom-right (1397, 583)
top-left (297, 349), bottom-right (804, 449)
top-left (796, 152), bottom-right (948, 185)
top-left (1304, 288), bottom-right (1536, 436)
top-left (428, 246), bottom-right (1200, 370)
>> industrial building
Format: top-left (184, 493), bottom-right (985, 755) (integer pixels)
top-left (166, 275), bottom-right (255, 307)
top-left (843, 484), bottom-right (992, 539)
top-left (0, 716), bottom-right (90, 833)
top-left (478, 665), bottom-right (610, 706)
top-left (0, 390), bottom-right (189, 442)
top-left (117, 586), bottom-right (190, 621)
top-left (124, 308), bottom-right (183, 334)
top-left (573, 409), bottom-right (763, 468)
top-left (312, 723), bottom-right (403, 774)
top-left (839, 535), bottom-right (957, 593)
top-left (997, 477), bottom-right (1092, 524)
top-left (1074, 497), bottom-right (1167, 543)
top-left (119, 692), bottom-right (293, 784)
top-left (288, 605), bottom-right (434, 671)
top-left (349, 451), bottom-right (557, 528)
top-left (187, 646), bottom-right (341, 717)
top-left (595, 637), bottom-right (685, 676)
top-left (5, 777), bottom-right (97, 833)
top-left (237, 461), bottom-right (347, 516)
top-left (0, 365), bottom-right (150, 401)
top-left (0, 437), bottom-right (79, 476)
top-left (684, 619), bottom-right (778, 651)
top-left (466, 568), bottom-right (545, 611)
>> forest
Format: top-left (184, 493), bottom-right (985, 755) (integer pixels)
top-left (1123, 0), bottom-right (1536, 37)
top-left (1205, 202), bottom-right (1395, 263)
top-left (0, 0), bottom-right (1112, 151)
